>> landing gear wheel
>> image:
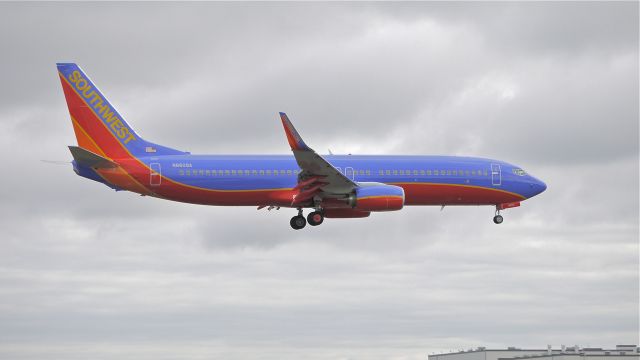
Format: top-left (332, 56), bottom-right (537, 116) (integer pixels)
top-left (493, 215), bottom-right (504, 224)
top-left (290, 215), bottom-right (307, 230)
top-left (307, 211), bottom-right (324, 226)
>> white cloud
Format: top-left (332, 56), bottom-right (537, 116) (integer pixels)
top-left (0, 2), bottom-right (637, 359)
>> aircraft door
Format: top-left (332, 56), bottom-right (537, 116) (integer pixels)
top-left (150, 163), bottom-right (161, 186)
top-left (345, 167), bottom-right (355, 180)
top-left (491, 163), bottom-right (501, 186)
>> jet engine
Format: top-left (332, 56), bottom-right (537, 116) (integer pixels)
top-left (347, 183), bottom-right (405, 212)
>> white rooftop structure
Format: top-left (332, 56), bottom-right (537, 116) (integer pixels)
top-left (429, 345), bottom-right (639, 360)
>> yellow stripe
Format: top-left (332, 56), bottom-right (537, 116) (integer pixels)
top-left (62, 72), bottom-right (525, 199)
top-left (70, 116), bottom-right (108, 157)
top-left (359, 195), bottom-right (404, 201)
top-left (390, 182), bottom-right (526, 200)
top-left (62, 72), bottom-right (293, 194)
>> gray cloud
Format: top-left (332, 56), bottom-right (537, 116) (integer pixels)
top-left (0, 2), bottom-right (637, 360)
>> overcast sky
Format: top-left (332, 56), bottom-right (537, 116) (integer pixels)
top-left (0, 2), bottom-right (638, 360)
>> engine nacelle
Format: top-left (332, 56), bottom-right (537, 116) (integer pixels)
top-left (348, 184), bottom-right (405, 212)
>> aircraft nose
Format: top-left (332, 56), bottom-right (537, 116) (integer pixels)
top-left (529, 178), bottom-right (547, 197)
top-left (538, 179), bottom-right (547, 193)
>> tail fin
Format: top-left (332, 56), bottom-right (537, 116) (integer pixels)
top-left (56, 63), bottom-right (186, 160)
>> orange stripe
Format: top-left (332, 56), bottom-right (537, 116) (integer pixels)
top-left (69, 115), bottom-right (154, 196)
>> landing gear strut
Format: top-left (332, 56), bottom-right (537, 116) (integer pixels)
top-left (307, 211), bottom-right (324, 226)
top-left (290, 208), bottom-right (306, 230)
top-left (493, 207), bottom-right (504, 224)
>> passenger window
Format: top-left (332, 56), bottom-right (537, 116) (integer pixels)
top-left (393, 170), bottom-right (398, 175)
top-left (359, 170), bottom-right (365, 175)
top-left (179, 170), bottom-right (184, 176)
top-left (205, 170), bottom-right (211, 176)
top-left (446, 170), bottom-right (451, 175)
top-left (287, 170), bottom-right (292, 175)
top-left (399, 170), bottom-right (404, 175)
top-left (452, 170), bottom-right (457, 176)
top-left (426, 170), bottom-right (432, 175)
top-left (471, 170), bottom-right (476, 176)
top-left (413, 170), bottom-right (418, 175)
top-left (366, 170), bottom-right (371, 175)
top-left (186, 170), bottom-right (191, 176)
top-left (266, 170), bottom-right (271, 175)
top-left (465, 170), bottom-right (470, 176)
top-left (440, 170), bottom-right (446, 175)
top-left (386, 170), bottom-right (391, 175)
top-left (260, 170), bottom-right (265, 175)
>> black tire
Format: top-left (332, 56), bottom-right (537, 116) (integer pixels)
top-left (493, 215), bottom-right (504, 224)
top-left (290, 215), bottom-right (307, 230)
top-left (307, 211), bottom-right (324, 226)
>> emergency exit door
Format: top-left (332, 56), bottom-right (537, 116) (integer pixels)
top-left (150, 163), bottom-right (161, 186)
top-left (491, 163), bottom-right (501, 186)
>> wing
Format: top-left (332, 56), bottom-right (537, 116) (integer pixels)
top-left (279, 112), bottom-right (356, 206)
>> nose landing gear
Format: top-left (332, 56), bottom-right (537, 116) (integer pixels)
top-left (493, 207), bottom-right (504, 224)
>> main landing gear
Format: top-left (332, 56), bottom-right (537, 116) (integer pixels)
top-left (307, 211), bottom-right (324, 226)
top-left (493, 207), bottom-right (504, 224)
top-left (290, 208), bottom-right (325, 230)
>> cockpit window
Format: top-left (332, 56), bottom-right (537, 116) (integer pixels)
top-left (513, 168), bottom-right (526, 176)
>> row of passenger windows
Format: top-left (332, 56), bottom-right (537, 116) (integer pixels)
top-left (177, 169), bottom-right (489, 177)
top-left (379, 169), bottom-right (489, 176)
top-left (179, 169), bottom-right (300, 176)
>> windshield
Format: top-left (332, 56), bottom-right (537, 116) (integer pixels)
top-left (512, 168), bottom-right (527, 176)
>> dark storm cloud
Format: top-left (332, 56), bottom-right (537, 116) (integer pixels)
top-left (0, 2), bottom-right (637, 360)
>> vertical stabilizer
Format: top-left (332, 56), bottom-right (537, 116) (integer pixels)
top-left (57, 63), bottom-right (186, 159)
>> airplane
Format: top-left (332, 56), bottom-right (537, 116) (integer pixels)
top-left (56, 63), bottom-right (546, 230)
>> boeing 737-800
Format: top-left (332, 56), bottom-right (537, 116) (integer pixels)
top-left (57, 63), bottom-right (546, 229)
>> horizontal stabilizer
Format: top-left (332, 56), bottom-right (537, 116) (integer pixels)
top-left (68, 146), bottom-right (118, 169)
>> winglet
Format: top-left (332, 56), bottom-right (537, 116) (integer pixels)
top-left (279, 112), bottom-right (311, 151)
